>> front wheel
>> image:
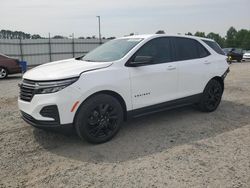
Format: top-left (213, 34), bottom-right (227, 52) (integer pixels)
top-left (75, 94), bottom-right (123, 144)
top-left (198, 79), bottom-right (223, 112)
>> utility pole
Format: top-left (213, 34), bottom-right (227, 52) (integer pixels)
top-left (96, 16), bottom-right (102, 44)
top-left (48, 33), bottom-right (52, 62)
top-left (71, 33), bottom-right (75, 57)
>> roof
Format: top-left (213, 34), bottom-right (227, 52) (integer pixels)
top-left (121, 34), bottom-right (214, 42)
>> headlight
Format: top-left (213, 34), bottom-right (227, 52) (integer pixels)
top-left (35, 77), bottom-right (79, 94)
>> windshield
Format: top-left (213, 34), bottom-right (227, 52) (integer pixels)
top-left (82, 38), bottom-right (143, 62)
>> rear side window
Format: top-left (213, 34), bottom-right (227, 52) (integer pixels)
top-left (202, 40), bottom-right (225, 55)
top-left (135, 37), bottom-right (173, 64)
top-left (172, 38), bottom-right (210, 61)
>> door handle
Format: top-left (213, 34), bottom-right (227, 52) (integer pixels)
top-left (167, 65), bottom-right (176, 70)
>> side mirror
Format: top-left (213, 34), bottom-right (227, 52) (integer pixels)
top-left (130, 56), bottom-right (153, 67)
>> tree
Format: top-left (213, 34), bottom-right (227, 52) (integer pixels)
top-left (185, 32), bottom-right (193, 36)
top-left (156, 30), bottom-right (165, 34)
top-left (194, 31), bottom-right (206, 37)
top-left (31, 34), bottom-right (42, 39)
top-left (235, 29), bottom-right (249, 48)
top-left (226, 27), bottom-right (237, 47)
top-left (241, 32), bottom-right (250, 50)
top-left (0, 29), bottom-right (43, 39)
top-left (52, 35), bottom-right (66, 39)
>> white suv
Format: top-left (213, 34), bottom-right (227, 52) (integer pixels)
top-left (18, 34), bottom-right (229, 143)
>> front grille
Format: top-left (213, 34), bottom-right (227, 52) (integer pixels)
top-left (20, 79), bottom-right (36, 102)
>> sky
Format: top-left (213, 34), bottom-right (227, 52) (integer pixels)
top-left (1, 0), bottom-right (250, 38)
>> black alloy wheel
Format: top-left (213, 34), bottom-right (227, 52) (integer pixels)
top-left (198, 79), bottom-right (223, 112)
top-left (87, 103), bottom-right (118, 139)
top-left (75, 94), bottom-right (123, 144)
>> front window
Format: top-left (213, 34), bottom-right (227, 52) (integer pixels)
top-left (81, 38), bottom-right (143, 62)
top-left (134, 37), bottom-right (173, 64)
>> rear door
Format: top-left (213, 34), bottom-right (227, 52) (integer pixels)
top-left (171, 37), bottom-right (211, 98)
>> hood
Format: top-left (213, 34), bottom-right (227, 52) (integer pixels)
top-left (23, 58), bottom-right (113, 81)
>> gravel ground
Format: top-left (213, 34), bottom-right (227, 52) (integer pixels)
top-left (0, 63), bottom-right (250, 188)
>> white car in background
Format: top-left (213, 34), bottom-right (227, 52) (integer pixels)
top-left (18, 34), bottom-right (229, 144)
top-left (243, 50), bottom-right (250, 61)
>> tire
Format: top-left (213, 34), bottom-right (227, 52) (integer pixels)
top-left (0, 67), bottom-right (8, 79)
top-left (198, 79), bottom-right (223, 112)
top-left (75, 94), bottom-right (123, 144)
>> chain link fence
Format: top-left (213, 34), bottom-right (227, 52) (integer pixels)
top-left (0, 38), bottom-right (108, 66)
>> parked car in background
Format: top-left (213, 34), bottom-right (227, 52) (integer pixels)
top-left (223, 48), bottom-right (243, 62)
top-left (18, 34), bottom-right (229, 144)
top-left (0, 53), bottom-right (21, 79)
top-left (242, 50), bottom-right (250, 61)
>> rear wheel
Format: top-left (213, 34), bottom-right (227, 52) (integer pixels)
top-left (0, 67), bottom-right (8, 79)
top-left (198, 79), bottom-right (223, 112)
top-left (75, 94), bottom-right (123, 144)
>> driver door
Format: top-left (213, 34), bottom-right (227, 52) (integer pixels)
top-left (127, 37), bottom-right (179, 110)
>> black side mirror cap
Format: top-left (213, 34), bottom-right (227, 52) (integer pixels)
top-left (129, 56), bottom-right (153, 67)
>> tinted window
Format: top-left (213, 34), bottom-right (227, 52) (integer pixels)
top-left (173, 38), bottom-right (210, 61)
top-left (134, 37), bottom-right (172, 64)
top-left (202, 40), bottom-right (225, 55)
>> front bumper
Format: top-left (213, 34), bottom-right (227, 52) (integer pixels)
top-left (21, 111), bottom-right (73, 133)
top-left (18, 85), bottom-right (82, 126)
top-left (243, 57), bottom-right (250, 61)
top-left (21, 110), bottom-right (63, 127)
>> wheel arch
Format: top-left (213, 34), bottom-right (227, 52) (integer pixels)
top-left (73, 90), bottom-right (128, 126)
top-left (0, 66), bottom-right (9, 72)
top-left (211, 76), bottom-right (224, 92)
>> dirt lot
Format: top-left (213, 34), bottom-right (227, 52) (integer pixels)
top-left (1, 63), bottom-right (250, 188)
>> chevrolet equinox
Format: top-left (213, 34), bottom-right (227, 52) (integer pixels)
top-left (18, 34), bottom-right (229, 143)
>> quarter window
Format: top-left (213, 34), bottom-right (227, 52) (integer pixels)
top-left (202, 40), bottom-right (225, 55)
